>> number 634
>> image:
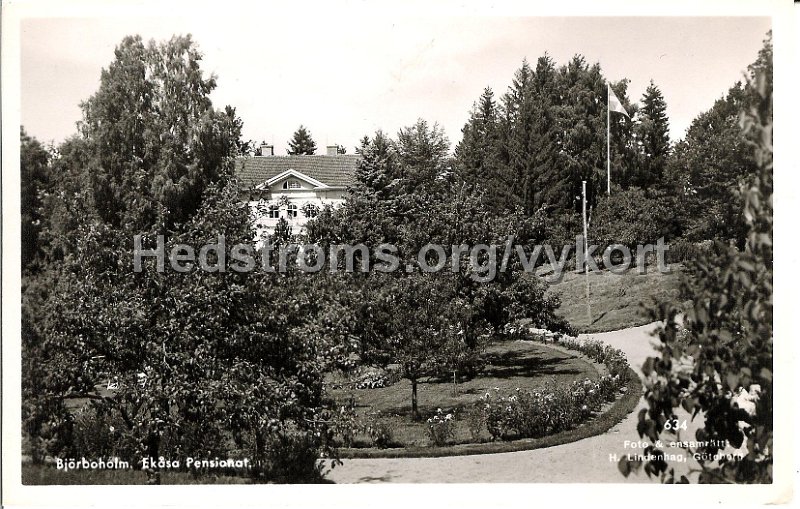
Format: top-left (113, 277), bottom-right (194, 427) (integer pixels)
top-left (664, 418), bottom-right (687, 431)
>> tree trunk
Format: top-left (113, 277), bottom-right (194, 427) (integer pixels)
top-left (411, 378), bottom-right (419, 420)
top-left (144, 431), bottom-right (161, 485)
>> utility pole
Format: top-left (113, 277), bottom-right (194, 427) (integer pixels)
top-left (582, 180), bottom-right (592, 325)
top-left (607, 84), bottom-right (611, 195)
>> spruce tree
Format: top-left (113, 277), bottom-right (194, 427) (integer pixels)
top-left (287, 125), bottom-right (318, 155)
top-left (454, 87), bottom-right (499, 188)
top-left (635, 81), bottom-right (671, 187)
top-left (527, 54), bottom-right (565, 213)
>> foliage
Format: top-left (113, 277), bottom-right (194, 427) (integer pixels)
top-left (75, 35), bottom-right (244, 229)
top-left (248, 432), bottom-right (329, 483)
top-left (305, 120), bottom-right (571, 419)
top-left (354, 370), bottom-right (399, 390)
top-left (557, 338), bottom-right (632, 383)
top-left (363, 414), bottom-right (396, 449)
top-left (591, 186), bottom-right (683, 258)
top-left (21, 35), bottom-right (344, 484)
top-left (624, 52), bottom-right (772, 484)
top-left (329, 399), bottom-right (394, 449)
top-left (20, 127), bottom-right (51, 271)
top-left (460, 56), bottom-right (637, 216)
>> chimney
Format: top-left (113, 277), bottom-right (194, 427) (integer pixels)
top-left (326, 145), bottom-right (339, 156)
top-left (260, 143), bottom-right (274, 156)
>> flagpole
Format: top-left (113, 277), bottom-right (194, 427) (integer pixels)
top-left (582, 180), bottom-right (592, 325)
top-left (607, 84), bottom-right (611, 195)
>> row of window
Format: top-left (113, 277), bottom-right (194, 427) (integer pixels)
top-left (267, 204), bottom-right (297, 219)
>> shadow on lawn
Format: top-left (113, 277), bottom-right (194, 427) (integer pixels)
top-left (478, 349), bottom-right (583, 379)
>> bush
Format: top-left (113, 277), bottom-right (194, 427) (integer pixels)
top-left (664, 239), bottom-right (715, 264)
top-left (466, 407), bottom-right (487, 442)
top-left (592, 187), bottom-right (683, 260)
top-left (250, 432), bottom-right (327, 483)
top-left (70, 404), bottom-right (137, 463)
top-left (328, 402), bottom-right (361, 448)
top-left (480, 376), bottom-right (622, 441)
top-left (425, 408), bottom-right (456, 446)
top-left (364, 414), bottom-right (395, 449)
top-left (629, 72), bottom-right (773, 482)
top-left (557, 338), bottom-right (632, 384)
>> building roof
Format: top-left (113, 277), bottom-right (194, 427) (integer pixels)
top-left (235, 154), bottom-right (360, 189)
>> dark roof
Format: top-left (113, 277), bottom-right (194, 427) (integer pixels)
top-left (235, 154), bottom-right (360, 189)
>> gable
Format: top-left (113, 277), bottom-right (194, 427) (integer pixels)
top-left (259, 169), bottom-right (328, 191)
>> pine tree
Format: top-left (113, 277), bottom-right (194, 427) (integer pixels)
top-left (287, 125), bottom-right (317, 155)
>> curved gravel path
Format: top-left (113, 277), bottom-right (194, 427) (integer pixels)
top-left (325, 322), bottom-right (669, 483)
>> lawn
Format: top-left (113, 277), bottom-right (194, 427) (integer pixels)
top-left (547, 263), bottom-right (685, 333)
top-left (327, 340), bottom-right (600, 448)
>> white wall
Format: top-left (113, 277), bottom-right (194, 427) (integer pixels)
top-left (249, 183), bottom-right (348, 239)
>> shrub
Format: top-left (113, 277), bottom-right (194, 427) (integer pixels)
top-left (425, 408), bottom-right (456, 446)
top-left (558, 338), bottom-right (632, 384)
top-left (480, 376), bottom-right (622, 441)
top-left (250, 432), bottom-right (327, 483)
top-left (466, 407), bottom-right (487, 442)
top-left (665, 239), bottom-right (718, 265)
top-left (364, 414), bottom-right (395, 449)
top-left (328, 402), bottom-right (361, 448)
top-left (472, 335), bottom-right (633, 441)
top-left (70, 403), bottom-right (137, 463)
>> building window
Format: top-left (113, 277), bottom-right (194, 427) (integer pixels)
top-left (302, 203), bottom-right (319, 218)
top-left (268, 205), bottom-right (280, 219)
top-left (283, 179), bottom-right (301, 190)
top-left (287, 203), bottom-right (298, 218)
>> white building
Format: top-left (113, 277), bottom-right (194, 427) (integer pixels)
top-left (236, 144), bottom-right (359, 239)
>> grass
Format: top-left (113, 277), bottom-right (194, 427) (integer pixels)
top-left (547, 263), bottom-right (685, 333)
top-left (21, 463), bottom-right (249, 485)
top-left (328, 341), bottom-right (600, 449)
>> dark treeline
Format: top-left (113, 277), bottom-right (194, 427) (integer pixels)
top-left (454, 34), bottom-right (772, 251)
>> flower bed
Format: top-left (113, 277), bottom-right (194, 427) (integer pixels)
top-left (464, 336), bottom-right (634, 441)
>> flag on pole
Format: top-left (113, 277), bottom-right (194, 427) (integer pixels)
top-left (608, 85), bottom-right (630, 118)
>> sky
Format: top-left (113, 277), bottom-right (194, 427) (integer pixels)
top-left (21, 16), bottom-right (771, 154)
